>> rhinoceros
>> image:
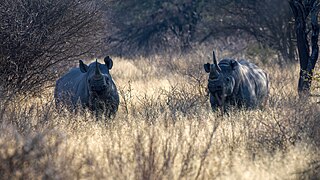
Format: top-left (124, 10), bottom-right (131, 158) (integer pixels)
top-left (54, 56), bottom-right (119, 119)
top-left (203, 51), bottom-right (269, 112)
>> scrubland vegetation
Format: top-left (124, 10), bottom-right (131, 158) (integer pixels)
top-left (1, 0), bottom-right (320, 179)
top-left (0, 49), bottom-right (319, 179)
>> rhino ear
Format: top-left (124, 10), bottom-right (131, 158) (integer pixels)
top-left (104, 56), bottom-right (113, 69)
top-left (230, 60), bottom-right (239, 70)
top-left (204, 63), bottom-right (211, 73)
top-left (79, 60), bottom-right (88, 73)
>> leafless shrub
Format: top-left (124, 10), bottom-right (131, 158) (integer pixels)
top-left (0, 0), bottom-right (104, 100)
top-left (118, 81), bottom-right (134, 116)
top-left (297, 160), bottom-right (320, 179)
top-left (194, 120), bottom-right (219, 180)
top-left (0, 125), bottom-right (64, 179)
top-left (242, 94), bottom-right (320, 155)
top-left (136, 94), bottom-right (165, 123)
top-left (161, 83), bottom-right (208, 117)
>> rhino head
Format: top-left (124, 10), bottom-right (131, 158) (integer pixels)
top-left (79, 56), bottom-right (116, 111)
top-left (79, 56), bottom-right (113, 93)
top-left (204, 51), bottom-right (239, 107)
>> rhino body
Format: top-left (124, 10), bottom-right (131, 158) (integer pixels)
top-left (54, 56), bottom-right (119, 119)
top-left (204, 51), bottom-right (269, 111)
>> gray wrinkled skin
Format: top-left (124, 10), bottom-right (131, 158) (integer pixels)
top-left (54, 56), bottom-right (119, 119)
top-left (204, 57), bottom-right (269, 111)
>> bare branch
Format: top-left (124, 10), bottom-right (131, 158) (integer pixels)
top-left (0, 0), bottom-right (105, 100)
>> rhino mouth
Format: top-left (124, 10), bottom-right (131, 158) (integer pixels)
top-left (90, 89), bottom-right (108, 97)
top-left (214, 92), bottom-right (224, 106)
top-left (90, 83), bottom-right (107, 90)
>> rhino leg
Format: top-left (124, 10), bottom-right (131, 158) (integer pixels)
top-left (209, 94), bottom-right (219, 111)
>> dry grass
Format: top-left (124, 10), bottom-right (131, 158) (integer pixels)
top-left (0, 50), bottom-right (319, 179)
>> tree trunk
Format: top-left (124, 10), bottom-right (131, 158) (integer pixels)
top-left (289, 0), bottom-right (319, 97)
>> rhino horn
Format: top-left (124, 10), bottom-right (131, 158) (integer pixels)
top-left (209, 51), bottom-right (220, 79)
top-left (212, 51), bottom-right (221, 72)
top-left (95, 59), bottom-right (102, 76)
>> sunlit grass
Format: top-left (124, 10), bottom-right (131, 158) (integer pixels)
top-left (0, 50), bottom-right (319, 179)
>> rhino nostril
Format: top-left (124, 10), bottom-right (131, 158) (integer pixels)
top-left (209, 77), bottom-right (218, 80)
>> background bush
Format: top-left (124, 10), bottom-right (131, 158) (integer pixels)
top-left (104, 0), bottom-right (294, 62)
top-left (0, 0), bottom-right (104, 100)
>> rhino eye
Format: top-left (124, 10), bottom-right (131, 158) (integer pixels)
top-left (226, 77), bottom-right (231, 82)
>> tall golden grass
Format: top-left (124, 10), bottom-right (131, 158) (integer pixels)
top-left (0, 50), bottom-right (319, 179)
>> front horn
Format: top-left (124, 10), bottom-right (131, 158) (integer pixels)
top-left (213, 51), bottom-right (221, 72)
top-left (95, 59), bottom-right (102, 76)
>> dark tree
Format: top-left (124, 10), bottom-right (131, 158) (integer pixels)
top-left (289, 0), bottom-right (320, 96)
